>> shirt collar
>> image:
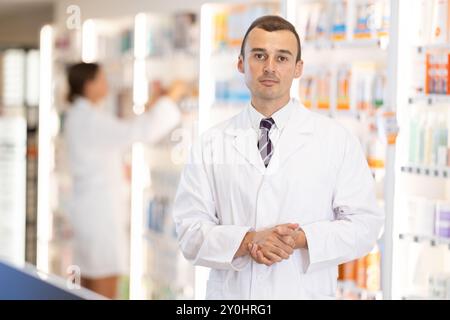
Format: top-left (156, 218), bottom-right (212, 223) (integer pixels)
top-left (247, 98), bottom-right (294, 131)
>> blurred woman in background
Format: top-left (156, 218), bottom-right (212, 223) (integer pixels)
top-left (64, 62), bottom-right (185, 299)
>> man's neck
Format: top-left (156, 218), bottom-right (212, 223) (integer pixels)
top-left (251, 96), bottom-right (291, 117)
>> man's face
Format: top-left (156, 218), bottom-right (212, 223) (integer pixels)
top-left (238, 28), bottom-right (303, 103)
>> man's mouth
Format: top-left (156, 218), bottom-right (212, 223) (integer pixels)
top-left (259, 79), bottom-right (279, 86)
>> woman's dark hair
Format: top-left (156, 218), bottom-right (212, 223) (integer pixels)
top-left (240, 15), bottom-right (302, 62)
top-left (67, 62), bottom-right (100, 103)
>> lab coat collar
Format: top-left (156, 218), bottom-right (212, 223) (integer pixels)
top-left (225, 99), bottom-right (315, 174)
top-left (247, 99), bottom-right (293, 131)
top-left (73, 96), bottom-right (91, 107)
top-left (72, 96), bottom-right (104, 110)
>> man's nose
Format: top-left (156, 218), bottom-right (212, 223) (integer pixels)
top-left (263, 57), bottom-right (276, 74)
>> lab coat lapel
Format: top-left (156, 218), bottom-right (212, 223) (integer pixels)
top-left (225, 110), bottom-right (266, 175)
top-left (268, 104), bottom-right (315, 174)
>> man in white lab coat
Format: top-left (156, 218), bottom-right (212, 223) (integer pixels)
top-left (173, 15), bottom-right (384, 299)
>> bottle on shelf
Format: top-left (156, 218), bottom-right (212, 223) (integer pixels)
top-left (336, 65), bottom-right (351, 110)
top-left (430, 0), bottom-right (450, 45)
top-left (331, 0), bottom-right (347, 41)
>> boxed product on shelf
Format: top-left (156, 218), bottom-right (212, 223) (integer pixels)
top-left (297, 2), bottom-right (329, 42)
top-left (354, 66), bottom-right (374, 111)
top-left (212, 3), bottom-right (277, 50)
top-left (372, 72), bottom-right (386, 108)
top-left (374, 0), bottom-right (390, 38)
top-left (296, 0), bottom-right (389, 43)
top-left (338, 245), bottom-right (381, 295)
top-left (299, 74), bottom-right (315, 108)
top-left (425, 52), bottom-right (450, 95)
top-left (317, 69), bottom-right (331, 109)
top-left (367, 133), bottom-right (386, 169)
top-left (354, 0), bottom-right (377, 39)
top-left (352, 62), bottom-right (387, 113)
top-left (336, 65), bottom-right (351, 110)
top-left (428, 273), bottom-right (450, 299)
top-left (405, 197), bottom-right (436, 237)
top-left (435, 201), bottom-right (450, 238)
top-left (215, 75), bottom-right (250, 103)
top-left (298, 69), bottom-right (330, 111)
top-left (330, 0), bottom-right (347, 41)
top-left (173, 13), bottom-right (199, 54)
top-left (365, 245), bottom-right (381, 292)
top-left (315, 2), bottom-right (331, 40)
top-left (408, 110), bottom-right (448, 167)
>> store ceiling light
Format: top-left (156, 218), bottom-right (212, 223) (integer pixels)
top-left (82, 19), bottom-right (98, 63)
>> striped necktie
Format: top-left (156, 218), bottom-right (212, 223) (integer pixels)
top-left (258, 117), bottom-right (275, 167)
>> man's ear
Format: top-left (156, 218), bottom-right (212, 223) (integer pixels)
top-left (294, 60), bottom-right (303, 78)
top-left (237, 55), bottom-right (244, 74)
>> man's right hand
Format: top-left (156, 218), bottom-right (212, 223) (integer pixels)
top-left (247, 223), bottom-right (298, 266)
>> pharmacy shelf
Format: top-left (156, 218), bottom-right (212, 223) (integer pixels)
top-left (408, 94), bottom-right (450, 106)
top-left (401, 295), bottom-right (431, 300)
top-left (310, 108), bottom-right (375, 121)
top-left (303, 38), bottom-right (387, 51)
top-left (398, 233), bottom-right (450, 249)
top-left (416, 43), bottom-right (450, 52)
top-left (400, 165), bottom-right (450, 179)
top-left (337, 281), bottom-right (382, 300)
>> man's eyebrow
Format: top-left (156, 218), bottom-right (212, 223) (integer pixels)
top-left (278, 49), bottom-right (293, 56)
top-left (250, 48), bottom-right (293, 56)
top-left (250, 48), bottom-right (267, 53)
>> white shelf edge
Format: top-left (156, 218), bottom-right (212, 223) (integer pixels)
top-left (400, 165), bottom-right (450, 179)
top-left (303, 38), bottom-right (386, 51)
top-left (408, 94), bottom-right (450, 106)
top-left (415, 43), bottom-right (450, 51)
top-left (398, 233), bottom-right (450, 249)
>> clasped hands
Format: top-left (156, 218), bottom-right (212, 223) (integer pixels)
top-left (236, 223), bottom-right (308, 267)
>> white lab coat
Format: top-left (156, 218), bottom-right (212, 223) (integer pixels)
top-left (173, 99), bottom-right (384, 299)
top-left (64, 96), bottom-right (180, 278)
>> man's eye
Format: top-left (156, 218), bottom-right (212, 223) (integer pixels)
top-left (255, 53), bottom-right (266, 60)
top-left (278, 56), bottom-right (288, 62)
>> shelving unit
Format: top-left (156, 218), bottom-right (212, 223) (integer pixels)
top-left (399, 233), bottom-right (450, 249)
top-left (0, 48), bottom-right (39, 267)
top-left (400, 165), bottom-right (450, 179)
top-left (285, 0), bottom-right (394, 300)
top-left (128, 11), bottom-right (199, 300)
top-left (337, 280), bottom-right (383, 300)
top-left (408, 94), bottom-right (450, 106)
top-left (391, 0), bottom-right (450, 300)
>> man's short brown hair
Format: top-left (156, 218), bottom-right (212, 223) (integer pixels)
top-left (240, 15), bottom-right (302, 62)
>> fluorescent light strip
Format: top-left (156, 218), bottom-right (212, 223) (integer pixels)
top-left (133, 13), bottom-right (148, 114)
top-left (132, 59), bottom-right (147, 114)
top-left (37, 25), bottom-right (53, 273)
top-left (195, 4), bottom-right (214, 299)
top-left (134, 13), bottom-right (147, 59)
top-left (198, 4), bottom-right (214, 135)
top-left (130, 12), bottom-right (148, 300)
top-left (82, 19), bottom-right (98, 63)
top-left (130, 142), bottom-right (145, 300)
